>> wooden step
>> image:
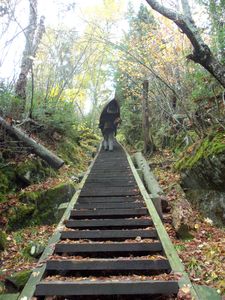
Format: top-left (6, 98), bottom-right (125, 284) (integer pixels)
top-left (80, 187), bottom-right (139, 197)
top-left (55, 242), bottom-right (163, 254)
top-left (35, 281), bottom-right (179, 296)
top-left (70, 208), bottom-right (148, 218)
top-left (65, 218), bottom-right (152, 228)
top-left (46, 259), bottom-right (170, 271)
top-left (75, 202), bottom-right (145, 209)
top-left (77, 196), bottom-right (141, 203)
top-left (60, 229), bottom-right (157, 240)
top-left (83, 182), bottom-right (137, 187)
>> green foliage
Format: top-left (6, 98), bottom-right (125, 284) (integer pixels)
top-left (32, 95), bottom-right (80, 138)
top-left (0, 83), bottom-right (18, 117)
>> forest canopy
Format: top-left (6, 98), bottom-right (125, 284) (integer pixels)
top-left (0, 0), bottom-right (224, 149)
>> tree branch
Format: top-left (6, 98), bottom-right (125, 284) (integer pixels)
top-left (145, 0), bottom-right (225, 88)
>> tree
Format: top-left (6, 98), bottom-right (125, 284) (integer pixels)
top-left (15, 0), bottom-right (45, 119)
top-left (145, 0), bottom-right (225, 88)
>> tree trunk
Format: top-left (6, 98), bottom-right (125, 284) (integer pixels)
top-left (15, 0), bottom-right (45, 119)
top-left (145, 0), bottom-right (225, 88)
top-left (0, 117), bottom-right (64, 169)
top-left (142, 80), bottom-right (155, 154)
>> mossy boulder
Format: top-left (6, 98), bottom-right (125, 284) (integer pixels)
top-left (7, 203), bottom-right (36, 231)
top-left (175, 132), bottom-right (225, 191)
top-left (175, 131), bottom-right (225, 172)
top-left (0, 171), bottom-right (9, 195)
top-left (0, 166), bottom-right (17, 201)
top-left (16, 158), bottom-right (56, 185)
top-left (175, 131), bottom-right (225, 226)
top-left (8, 182), bottom-right (76, 229)
top-left (5, 270), bottom-right (32, 291)
top-left (0, 231), bottom-right (7, 251)
top-left (32, 182), bottom-right (75, 224)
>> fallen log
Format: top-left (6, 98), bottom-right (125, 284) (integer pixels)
top-left (0, 116), bottom-right (64, 169)
top-left (133, 152), bottom-right (163, 219)
top-left (133, 152), bottom-right (163, 196)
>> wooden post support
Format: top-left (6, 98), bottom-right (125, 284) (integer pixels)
top-left (0, 116), bottom-right (64, 169)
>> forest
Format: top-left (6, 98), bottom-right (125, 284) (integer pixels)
top-left (0, 0), bottom-right (224, 299)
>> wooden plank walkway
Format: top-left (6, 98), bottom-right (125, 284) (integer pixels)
top-left (18, 142), bottom-right (220, 300)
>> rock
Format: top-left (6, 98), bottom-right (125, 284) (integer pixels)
top-left (16, 158), bottom-right (56, 185)
top-left (7, 203), bottom-right (36, 231)
top-left (78, 173), bottom-right (85, 182)
top-left (13, 182), bottom-right (76, 228)
top-left (0, 166), bottom-right (16, 201)
top-left (175, 131), bottom-right (225, 226)
top-left (185, 189), bottom-right (225, 227)
top-left (71, 175), bottom-right (79, 183)
top-left (29, 243), bottom-right (45, 258)
top-left (6, 270), bottom-right (32, 291)
top-left (0, 230), bottom-right (7, 251)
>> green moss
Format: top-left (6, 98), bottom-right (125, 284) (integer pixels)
top-left (6, 270), bottom-right (32, 291)
top-left (7, 203), bottom-right (36, 231)
top-left (57, 139), bottom-right (79, 165)
top-left (175, 131), bottom-right (225, 170)
top-left (0, 166), bottom-right (17, 199)
top-left (0, 171), bottom-right (9, 194)
top-left (172, 131), bottom-right (198, 154)
top-left (17, 182), bottom-right (75, 226)
top-left (0, 230), bottom-right (7, 251)
top-left (16, 158), bottom-right (56, 184)
top-left (19, 190), bottom-right (41, 205)
top-left (0, 281), bottom-right (5, 294)
top-left (32, 182), bottom-right (75, 224)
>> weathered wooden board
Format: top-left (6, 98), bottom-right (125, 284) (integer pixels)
top-left (54, 242), bottom-right (163, 254)
top-left (46, 259), bottom-right (170, 271)
top-left (70, 208), bottom-right (148, 218)
top-left (35, 281), bottom-right (179, 296)
top-left (60, 229), bottom-right (157, 240)
top-left (65, 218), bottom-right (152, 228)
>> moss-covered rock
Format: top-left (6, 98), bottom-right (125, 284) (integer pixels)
top-left (0, 231), bottom-right (7, 251)
top-left (174, 131), bottom-right (225, 226)
top-left (32, 182), bottom-right (75, 224)
top-left (0, 166), bottom-right (17, 202)
top-left (7, 182), bottom-right (76, 229)
top-left (175, 131), bottom-right (225, 171)
top-left (0, 171), bottom-right (9, 195)
top-left (16, 158), bottom-right (56, 185)
top-left (7, 204), bottom-right (36, 231)
top-left (6, 270), bottom-right (32, 291)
